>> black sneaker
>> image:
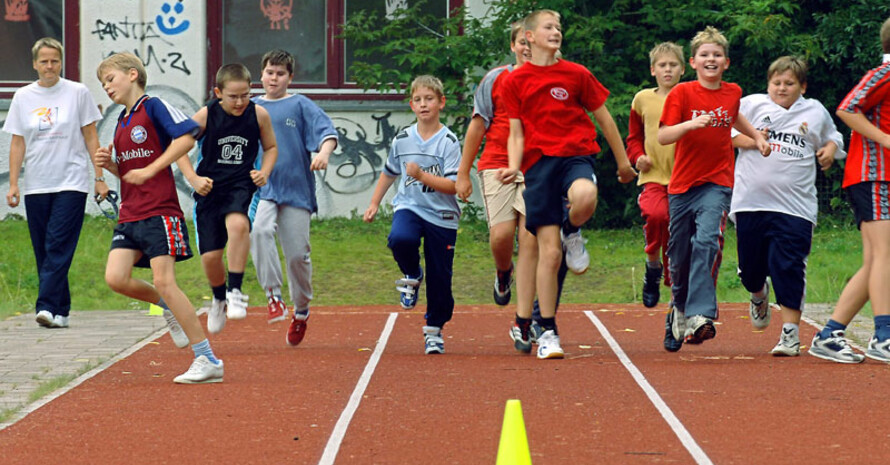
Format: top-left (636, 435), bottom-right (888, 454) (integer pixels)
top-left (642, 264), bottom-right (663, 308)
top-left (493, 267), bottom-right (513, 306)
top-left (663, 306), bottom-right (683, 352)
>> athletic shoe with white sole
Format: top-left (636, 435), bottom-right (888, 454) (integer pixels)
top-left (684, 315), bottom-right (716, 344)
top-left (663, 306), bottom-right (683, 352)
top-left (493, 267), bottom-right (513, 306)
top-left (749, 282), bottom-right (771, 329)
top-left (536, 329), bottom-right (565, 359)
top-left (267, 295), bottom-right (287, 324)
top-left (51, 315), bottom-right (69, 328)
top-left (163, 308), bottom-right (189, 348)
top-left (808, 330), bottom-right (864, 364)
top-left (207, 298), bottom-right (227, 334)
top-left (423, 326), bottom-right (444, 354)
top-left (770, 326), bottom-right (800, 356)
top-left (396, 272), bottom-right (423, 310)
top-left (530, 320), bottom-right (543, 344)
top-left (36, 310), bottom-right (54, 328)
top-left (173, 355), bottom-right (224, 384)
top-left (226, 289), bottom-right (248, 320)
top-left (865, 336), bottom-right (890, 362)
top-left (509, 322), bottom-right (532, 353)
top-left (562, 230), bottom-right (590, 275)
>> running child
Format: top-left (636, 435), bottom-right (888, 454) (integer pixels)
top-left (94, 52), bottom-right (223, 384)
top-left (177, 64), bottom-right (278, 335)
top-left (363, 75), bottom-right (461, 355)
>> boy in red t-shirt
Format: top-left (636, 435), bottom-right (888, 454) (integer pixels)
top-left (658, 26), bottom-right (770, 350)
top-left (499, 9), bottom-right (636, 359)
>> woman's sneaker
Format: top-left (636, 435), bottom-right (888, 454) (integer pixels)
top-left (808, 330), bottom-right (864, 363)
top-left (36, 310), bottom-right (54, 328)
top-left (423, 326), bottom-right (444, 354)
top-left (865, 336), bottom-right (890, 362)
top-left (396, 272), bottom-right (423, 309)
top-left (173, 355), bottom-right (224, 384)
top-left (770, 327), bottom-right (800, 356)
top-left (536, 330), bottom-right (564, 359)
top-left (749, 282), bottom-right (771, 329)
top-left (163, 308), bottom-right (189, 348)
top-left (52, 315), bottom-right (69, 328)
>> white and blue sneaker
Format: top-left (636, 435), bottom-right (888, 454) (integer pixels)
top-left (423, 325), bottom-right (444, 354)
top-left (770, 326), bottom-right (800, 356)
top-left (536, 329), bottom-right (564, 359)
top-left (396, 272), bottom-right (423, 310)
top-left (865, 336), bottom-right (890, 362)
top-left (808, 330), bottom-right (864, 364)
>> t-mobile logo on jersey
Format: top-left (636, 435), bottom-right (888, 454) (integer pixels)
top-left (692, 106), bottom-right (733, 128)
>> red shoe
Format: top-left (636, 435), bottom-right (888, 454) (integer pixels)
top-left (267, 295), bottom-right (287, 324)
top-left (286, 313), bottom-right (308, 346)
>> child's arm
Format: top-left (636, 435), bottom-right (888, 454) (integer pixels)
top-left (626, 107), bottom-right (651, 173)
top-left (816, 141), bottom-right (839, 171)
top-left (309, 138), bottom-right (338, 171)
top-left (250, 106), bottom-right (278, 187)
top-left (733, 114), bottom-right (771, 156)
top-left (836, 110), bottom-right (890, 150)
top-left (405, 162), bottom-right (457, 195)
top-left (658, 114), bottom-right (712, 145)
top-left (175, 107), bottom-right (212, 195)
top-left (592, 105), bottom-right (637, 183)
top-left (457, 116), bottom-right (485, 201)
top-left (93, 142), bottom-right (119, 177)
top-left (497, 118), bottom-right (523, 184)
top-left (123, 134), bottom-right (197, 185)
top-left (363, 172), bottom-right (397, 223)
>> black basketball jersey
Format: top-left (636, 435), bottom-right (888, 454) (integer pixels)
top-left (197, 99), bottom-right (261, 188)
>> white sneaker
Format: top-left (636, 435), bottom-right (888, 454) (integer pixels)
top-left (36, 310), bottom-right (54, 328)
top-left (536, 329), bottom-right (565, 359)
top-left (173, 355), bottom-right (224, 384)
top-left (207, 298), bottom-right (227, 334)
top-left (770, 326), bottom-right (800, 356)
top-left (52, 315), bottom-right (69, 328)
top-left (226, 289), bottom-right (248, 320)
top-left (562, 230), bottom-right (590, 274)
top-left (749, 282), bottom-right (771, 329)
top-left (163, 308), bottom-right (189, 348)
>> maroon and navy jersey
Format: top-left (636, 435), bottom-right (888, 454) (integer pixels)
top-left (113, 95), bottom-right (199, 223)
top-left (838, 61), bottom-right (890, 188)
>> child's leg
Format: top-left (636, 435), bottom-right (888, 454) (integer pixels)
top-left (667, 193), bottom-right (694, 312)
top-left (565, 178), bottom-right (598, 229)
top-left (535, 225), bottom-right (563, 319)
top-left (387, 210), bottom-right (424, 278)
top-left (150, 255), bottom-right (206, 345)
top-left (250, 199), bottom-right (285, 295)
top-left (105, 249), bottom-right (160, 302)
top-left (735, 212), bottom-right (769, 295)
top-left (489, 220), bottom-right (518, 272)
top-left (224, 212), bottom-right (251, 276)
top-left (201, 249), bottom-right (227, 291)
top-left (516, 215), bottom-right (538, 319)
top-left (278, 206), bottom-right (313, 312)
top-left (684, 184), bottom-right (731, 319)
top-left (863, 220), bottom-right (890, 319)
top-left (421, 221), bottom-right (457, 328)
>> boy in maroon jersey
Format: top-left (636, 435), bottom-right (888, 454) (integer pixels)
top-left (94, 52), bottom-right (224, 384)
top-left (498, 9), bottom-right (636, 359)
top-left (657, 26), bottom-right (769, 350)
top-left (809, 16), bottom-right (890, 364)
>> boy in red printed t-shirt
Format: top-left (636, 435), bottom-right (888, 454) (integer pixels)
top-left (657, 26), bottom-right (770, 351)
top-left (499, 9), bottom-right (636, 360)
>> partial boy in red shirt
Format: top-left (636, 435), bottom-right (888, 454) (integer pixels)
top-left (658, 26), bottom-right (770, 351)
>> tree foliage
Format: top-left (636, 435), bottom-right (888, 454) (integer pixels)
top-left (340, 0), bottom-right (890, 227)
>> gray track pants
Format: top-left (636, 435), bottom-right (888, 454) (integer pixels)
top-left (250, 200), bottom-right (313, 311)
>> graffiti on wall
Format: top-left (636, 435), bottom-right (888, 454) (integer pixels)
top-left (5, 0), bottom-right (29, 21)
top-left (321, 113), bottom-right (397, 195)
top-left (260, 0), bottom-right (293, 30)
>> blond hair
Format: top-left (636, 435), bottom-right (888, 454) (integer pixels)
top-left (97, 52), bottom-right (147, 89)
top-left (510, 21), bottom-right (524, 44)
top-left (409, 75), bottom-right (444, 99)
top-left (649, 42), bottom-right (684, 66)
top-left (31, 37), bottom-right (62, 61)
top-left (767, 56), bottom-right (808, 85)
top-left (690, 26), bottom-right (728, 57)
top-left (523, 9), bottom-right (560, 32)
top-left (215, 63), bottom-right (251, 90)
top-left (881, 16), bottom-right (890, 53)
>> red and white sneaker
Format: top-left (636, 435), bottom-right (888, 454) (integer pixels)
top-left (286, 312), bottom-right (309, 347)
top-left (267, 295), bottom-right (287, 324)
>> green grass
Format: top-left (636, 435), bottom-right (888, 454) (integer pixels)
top-left (0, 213), bottom-right (864, 320)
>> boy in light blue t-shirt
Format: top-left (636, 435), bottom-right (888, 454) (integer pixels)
top-left (364, 75), bottom-right (461, 355)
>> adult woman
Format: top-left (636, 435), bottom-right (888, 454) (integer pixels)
top-left (3, 37), bottom-right (106, 328)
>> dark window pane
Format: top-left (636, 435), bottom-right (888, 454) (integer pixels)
top-left (0, 0), bottom-right (64, 82)
top-left (222, 0), bottom-right (326, 84)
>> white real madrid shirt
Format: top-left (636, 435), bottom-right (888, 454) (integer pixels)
top-left (730, 94), bottom-right (845, 224)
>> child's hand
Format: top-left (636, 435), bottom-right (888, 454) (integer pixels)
top-left (94, 143), bottom-right (114, 169)
top-left (690, 114), bottom-right (712, 130)
top-left (123, 167), bottom-right (152, 185)
top-left (755, 137), bottom-right (771, 157)
top-left (189, 176), bottom-right (214, 196)
top-left (635, 155), bottom-right (653, 173)
top-left (816, 142), bottom-right (838, 171)
top-left (310, 152), bottom-right (330, 171)
top-left (405, 162), bottom-right (423, 181)
top-left (363, 204), bottom-right (378, 223)
top-left (495, 167), bottom-right (518, 184)
top-left (250, 169), bottom-right (268, 187)
top-left (456, 173), bottom-right (473, 202)
top-left (617, 163), bottom-right (638, 184)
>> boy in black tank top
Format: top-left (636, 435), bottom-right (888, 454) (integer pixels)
top-left (177, 63), bottom-right (278, 334)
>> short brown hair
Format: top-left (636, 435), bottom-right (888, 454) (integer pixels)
top-left (31, 37), bottom-right (63, 61)
top-left (510, 21), bottom-right (524, 44)
top-left (690, 26), bottom-right (728, 57)
top-left (767, 56), bottom-right (807, 85)
top-left (97, 52), bottom-right (147, 89)
top-left (409, 75), bottom-right (444, 99)
top-left (649, 42), bottom-right (684, 66)
top-left (881, 16), bottom-right (890, 53)
top-left (215, 63), bottom-right (251, 90)
top-left (523, 9), bottom-right (560, 32)
top-left (261, 49), bottom-right (294, 75)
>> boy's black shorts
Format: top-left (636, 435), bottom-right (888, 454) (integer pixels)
top-left (194, 184), bottom-right (256, 254)
top-left (523, 155), bottom-right (598, 233)
top-left (111, 215), bottom-right (193, 268)
top-left (847, 181), bottom-right (890, 228)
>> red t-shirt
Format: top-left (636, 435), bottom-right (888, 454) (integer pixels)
top-left (501, 59), bottom-right (609, 172)
top-left (660, 81), bottom-right (741, 195)
top-left (838, 61), bottom-right (890, 188)
top-left (473, 65), bottom-right (512, 171)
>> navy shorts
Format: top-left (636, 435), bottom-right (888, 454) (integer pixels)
top-left (846, 181), bottom-right (890, 228)
top-left (735, 211), bottom-right (812, 311)
top-left (523, 155), bottom-right (597, 233)
top-left (111, 215), bottom-right (193, 268)
top-left (194, 184), bottom-right (256, 254)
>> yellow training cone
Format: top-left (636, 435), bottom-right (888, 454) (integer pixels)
top-left (149, 303), bottom-right (164, 316)
top-left (496, 399), bottom-right (532, 465)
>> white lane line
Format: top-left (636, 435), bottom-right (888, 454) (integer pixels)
top-left (319, 312), bottom-right (398, 465)
top-left (583, 310), bottom-right (714, 465)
